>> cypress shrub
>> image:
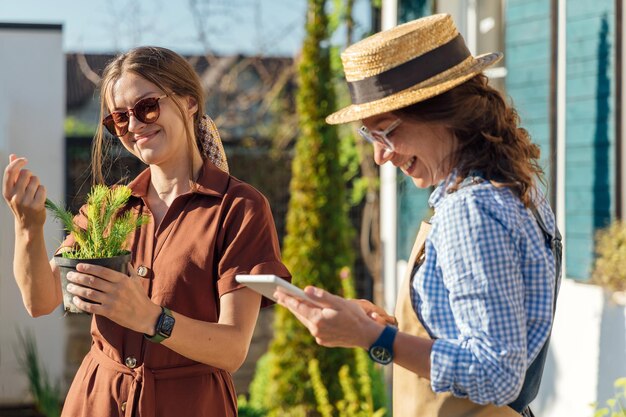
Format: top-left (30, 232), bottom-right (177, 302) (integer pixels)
top-left (259, 0), bottom-right (359, 414)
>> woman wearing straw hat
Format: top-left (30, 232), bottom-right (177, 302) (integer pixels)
top-left (275, 14), bottom-right (561, 417)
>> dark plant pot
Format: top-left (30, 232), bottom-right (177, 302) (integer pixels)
top-left (54, 251), bottom-right (131, 314)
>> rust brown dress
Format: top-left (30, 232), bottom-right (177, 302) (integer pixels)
top-left (60, 160), bottom-right (291, 417)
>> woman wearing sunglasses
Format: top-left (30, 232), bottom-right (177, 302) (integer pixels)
top-left (274, 14), bottom-right (561, 417)
top-left (3, 46), bottom-right (290, 416)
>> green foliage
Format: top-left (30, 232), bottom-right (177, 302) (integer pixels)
top-left (328, 0), bottom-right (377, 208)
top-left (327, 0), bottom-right (347, 34)
top-left (252, 0), bottom-right (388, 414)
top-left (257, 0), bottom-right (364, 414)
top-left (15, 330), bottom-right (62, 417)
top-left (64, 116), bottom-right (97, 137)
top-left (45, 184), bottom-right (149, 259)
top-left (309, 356), bottom-right (386, 417)
top-left (592, 377), bottom-right (626, 417)
top-left (337, 123), bottom-right (372, 206)
top-left (237, 395), bottom-right (267, 417)
top-left (592, 220), bottom-right (626, 292)
top-left (248, 351), bottom-right (273, 411)
top-left (309, 359), bottom-right (336, 417)
top-left (353, 347), bottom-right (388, 414)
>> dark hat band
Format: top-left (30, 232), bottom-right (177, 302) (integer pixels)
top-left (347, 34), bottom-right (471, 105)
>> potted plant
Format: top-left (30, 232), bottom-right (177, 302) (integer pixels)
top-left (45, 184), bottom-right (149, 313)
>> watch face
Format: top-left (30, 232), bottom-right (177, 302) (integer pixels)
top-left (159, 315), bottom-right (175, 337)
top-left (370, 346), bottom-right (393, 365)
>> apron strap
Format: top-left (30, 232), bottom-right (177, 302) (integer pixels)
top-left (508, 205), bottom-right (562, 413)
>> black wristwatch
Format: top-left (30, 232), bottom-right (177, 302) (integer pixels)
top-left (368, 325), bottom-right (398, 365)
top-left (145, 306), bottom-right (175, 343)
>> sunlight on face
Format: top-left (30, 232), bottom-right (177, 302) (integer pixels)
top-left (362, 113), bottom-right (457, 188)
top-left (107, 72), bottom-right (195, 171)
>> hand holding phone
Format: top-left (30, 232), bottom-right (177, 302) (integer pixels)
top-left (235, 274), bottom-right (324, 308)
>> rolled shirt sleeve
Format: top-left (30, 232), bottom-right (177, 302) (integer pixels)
top-left (216, 182), bottom-right (291, 306)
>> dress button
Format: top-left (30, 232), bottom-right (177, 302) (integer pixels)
top-left (125, 356), bottom-right (137, 369)
top-left (121, 402), bottom-right (127, 412)
top-left (137, 265), bottom-right (149, 277)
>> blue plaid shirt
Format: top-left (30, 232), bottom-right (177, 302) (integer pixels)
top-left (412, 173), bottom-right (557, 406)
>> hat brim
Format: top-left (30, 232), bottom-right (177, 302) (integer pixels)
top-left (326, 52), bottom-right (503, 125)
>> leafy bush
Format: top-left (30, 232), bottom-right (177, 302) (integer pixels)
top-left (593, 377), bottom-right (626, 417)
top-left (45, 184), bottom-right (148, 259)
top-left (247, 352), bottom-right (272, 412)
top-left (237, 395), bottom-right (267, 417)
top-left (252, 347), bottom-right (387, 416)
top-left (592, 220), bottom-right (626, 292)
top-left (309, 353), bottom-right (386, 417)
top-left (64, 116), bottom-right (97, 137)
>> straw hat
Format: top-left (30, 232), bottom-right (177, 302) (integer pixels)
top-left (326, 13), bottom-right (503, 125)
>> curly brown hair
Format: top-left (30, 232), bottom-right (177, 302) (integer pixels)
top-left (393, 74), bottom-right (544, 207)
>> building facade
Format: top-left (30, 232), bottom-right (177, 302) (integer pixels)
top-left (0, 23), bottom-right (65, 406)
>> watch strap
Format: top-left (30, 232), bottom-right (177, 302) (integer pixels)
top-left (145, 306), bottom-right (173, 344)
top-left (368, 325), bottom-right (398, 365)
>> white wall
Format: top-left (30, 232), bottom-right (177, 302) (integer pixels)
top-left (532, 279), bottom-right (626, 417)
top-left (0, 24), bottom-right (66, 404)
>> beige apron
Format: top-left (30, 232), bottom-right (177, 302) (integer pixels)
top-left (392, 221), bottom-right (519, 416)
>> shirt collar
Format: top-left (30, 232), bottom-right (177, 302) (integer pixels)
top-left (429, 169), bottom-right (487, 209)
top-left (428, 169), bottom-right (459, 209)
top-left (128, 158), bottom-right (229, 199)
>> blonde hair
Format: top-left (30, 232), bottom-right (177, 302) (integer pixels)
top-left (93, 46), bottom-right (206, 184)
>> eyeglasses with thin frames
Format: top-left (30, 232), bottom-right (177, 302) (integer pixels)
top-left (357, 119), bottom-right (402, 152)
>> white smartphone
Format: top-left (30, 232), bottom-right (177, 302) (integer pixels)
top-left (235, 274), bottom-right (324, 307)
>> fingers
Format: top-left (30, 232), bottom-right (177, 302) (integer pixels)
top-left (67, 263), bottom-right (148, 324)
top-left (13, 167), bottom-right (32, 198)
top-left (65, 268), bottom-right (123, 315)
top-left (370, 312), bottom-right (397, 326)
top-left (32, 185), bottom-right (47, 207)
top-left (303, 286), bottom-right (345, 307)
top-left (366, 306), bottom-right (397, 326)
top-left (351, 299), bottom-right (397, 326)
top-left (75, 263), bottom-right (126, 283)
top-left (2, 155), bottom-right (28, 201)
top-left (66, 271), bottom-right (114, 294)
top-left (68, 285), bottom-right (103, 305)
top-left (274, 290), bottom-right (343, 346)
top-left (274, 292), bottom-right (317, 328)
top-left (23, 174), bottom-right (41, 204)
top-left (2, 155), bottom-right (46, 211)
top-left (71, 296), bottom-right (102, 315)
top-left (12, 172), bottom-right (45, 211)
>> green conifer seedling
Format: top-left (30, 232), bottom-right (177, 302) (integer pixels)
top-left (45, 184), bottom-right (148, 259)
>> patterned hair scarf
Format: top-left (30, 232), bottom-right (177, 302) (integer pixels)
top-left (198, 114), bottom-right (229, 173)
